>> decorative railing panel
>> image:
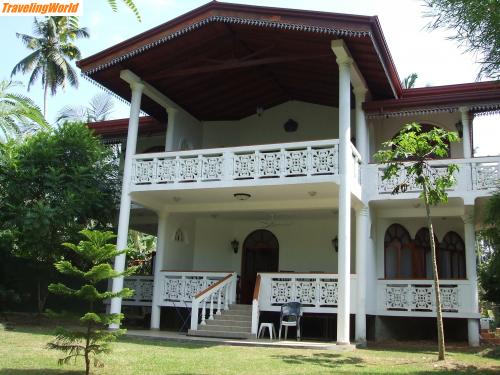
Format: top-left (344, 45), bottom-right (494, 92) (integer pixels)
top-left (472, 159), bottom-right (500, 190)
top-left (130, 140), bottom-right (362, 188)
top-left (121, 276), bottom-right (154, 306)
top-left (374, 156), bottom-right (500, 196)
top-left (158, 271), bottom-right (230, 306)
top-left (377, 164), bottom-right (452, 194)
top-left (258, 273), bottom-right (357, 313)
top-left (377, 280), bottom-right (477, 317)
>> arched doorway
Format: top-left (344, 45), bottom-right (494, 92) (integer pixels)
top-left (240, 229), bottom-right (279, 304)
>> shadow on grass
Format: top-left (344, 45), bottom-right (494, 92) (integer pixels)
top-left (272, 352), bottom-right (365, 369)
top-left (0, 370), bottom-right (81, 375)
top-left (119, 334), bottom-right (219, 350)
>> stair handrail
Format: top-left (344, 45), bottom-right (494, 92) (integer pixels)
top-left (251, 274), bottom-right (262, 335)
top-left (190, 272), bottom-right (237, 331)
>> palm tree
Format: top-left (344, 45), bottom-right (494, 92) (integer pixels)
top-left (106, 0), bottom-right (141, 21)
top-left (0, 80), bottom-right (48, 140)
top-left (402, 73), bottom-right (419, 89)
top-left (56, 93), bottom-right (114, 124)
top-left (11, 17), bottom-right (89, 117)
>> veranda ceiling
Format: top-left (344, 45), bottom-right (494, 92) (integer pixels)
top-left (78, 1), bottom-right (401, 122)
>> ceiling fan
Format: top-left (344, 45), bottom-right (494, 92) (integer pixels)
top-left (258, 213), bottom-right (292, 229)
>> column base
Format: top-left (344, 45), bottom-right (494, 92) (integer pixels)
top-left (336, 341), bottom-right (351, 346)
top-left (468, 318), bottom-right (480, 347)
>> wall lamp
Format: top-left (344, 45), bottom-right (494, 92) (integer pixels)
top-left (231, 239), bottom-right (239, 254)
top-left (332, 236), bottom-right (339, 252)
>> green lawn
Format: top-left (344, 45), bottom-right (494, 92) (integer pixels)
top-left (0, 323), bottom-right (499, 375)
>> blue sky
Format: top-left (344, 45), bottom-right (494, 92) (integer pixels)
top-left (0, 0), bottom-right (497, 155)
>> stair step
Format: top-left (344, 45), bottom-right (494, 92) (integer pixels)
top-left (200, 323), bottom-right (251, 333)
top-left (206, 319), bottom-right (251, 328)
top-left (188, 329), bottom-right (255, 339)
top-left (229, 304), bottom-right (252, 311)
top-left (222, 310), bottom-right (252, 317)
top-left (214, 314), bottom-right (252, 322)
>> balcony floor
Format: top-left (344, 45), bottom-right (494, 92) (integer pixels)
top-left (126, 329), bottom-right (356, 351)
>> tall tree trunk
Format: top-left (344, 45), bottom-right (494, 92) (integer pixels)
top-left (37, 278), bottom-right (48, 315)
top-left (43, 81), bottom-right (48, 118)
top-left (423, 183), bottom-right (446, 361)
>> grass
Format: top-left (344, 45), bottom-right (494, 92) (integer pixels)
top-left (0, 321), bottom-right (499, 375)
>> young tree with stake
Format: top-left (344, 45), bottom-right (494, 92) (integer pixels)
top-left (375, 123), bottom-right (459, 361)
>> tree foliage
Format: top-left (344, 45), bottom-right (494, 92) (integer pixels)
top-left (423, 0), bottom-right (500, 79)
top-left (57, 93), bottom-right (114, 124)
top-left (0, 122), bottom-right (119, 312)
top-left (402, 73), bottom-right (418, 89)
top-left (0, 80), bottom-right (48, 140)
top-left (374, 123), bottom-right (460, 360)
top-left (479, 189), bottom-right (500, 303)
top-left (11, 16), bottom-right (89, 116)
top-left (127, 230), bottom-right (156, 275)
top-left (48, 230), bottom-right (136, 375)
top-left (106, 0), bottom-right (141, 21)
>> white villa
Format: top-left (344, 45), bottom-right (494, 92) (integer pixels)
top-left (80, 2), bottom-right (500, 346)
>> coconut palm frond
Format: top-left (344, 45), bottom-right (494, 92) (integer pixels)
top-left (0, 80), bottom-right (48, 140)
top-left (12, 16), bottom-right (88, 116)
top-left (57, 94), bottom-right (115, 124)
top-left (88, 94), bottom-right (114, 122)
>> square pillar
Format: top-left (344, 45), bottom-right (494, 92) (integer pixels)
top-left (109, 81), bottom-right (144, 329)
top-left (355, 206), bottom-right (370, 344)
top-left (463, 208), bottom-right (480, 346)
top-left (459, 107), bottom-right (472, 159)
top-left (151, 211), bottom-right (168, 329)
top-left (336, 55), bottom-right (353, 345)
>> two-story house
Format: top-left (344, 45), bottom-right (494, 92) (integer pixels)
top-left (80, 1), bottom-right (500, 346)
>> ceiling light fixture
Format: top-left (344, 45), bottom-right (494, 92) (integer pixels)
top-left (233, 193), bottom-right (251, 201)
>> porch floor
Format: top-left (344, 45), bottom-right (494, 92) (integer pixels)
top-left (126, 329), bottom-right (356, 351)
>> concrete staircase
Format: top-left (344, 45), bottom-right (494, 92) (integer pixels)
top-left (188, 304), bottom-right (255, 339)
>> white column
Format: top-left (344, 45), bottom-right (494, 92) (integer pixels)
top-left (109, 81), bottom-right (144, 329)
top-left (337, 56), bottom-right (353, 345)
top-left (459, 107), bottom-right (472, 159)
top-left (354, 87), bottom-right (369, 163)
top-left (355, 206), bottom-right (369, 344)
top-left (151, 211), bottom-right (168, 329)
top-left (463, 209), bottom-right (480, 346)
top-left (165, 107), bottom-right (178, 151)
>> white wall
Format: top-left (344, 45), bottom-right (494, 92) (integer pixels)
top-left (167, 110), bottom-right (203, 151)
top-left (189, 214), bottom-right (357, 274)
top-left (202, 101), bottom-right (344, 149)
top-left (160, 214), bottom-right (196, 270)
top-left (370, 112), bottom-right (463, 161)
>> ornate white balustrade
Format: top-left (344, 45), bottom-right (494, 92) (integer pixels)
top-left (257, 273), bottom-right (357, 313)
top-left (377, 279), bottom-right (478, 318)
top-left (130, 140), bottom-right (362, 189)
top-left (121, 275), bottom-right (154, 306)
top-left (190, 272), bottom-right (237, 331)
top-left (373, 156), bottom-right (500, 197)
top-left (472, 158), bottom-right (500, 190)
top-left (157, 271), bottom-right (232, 306)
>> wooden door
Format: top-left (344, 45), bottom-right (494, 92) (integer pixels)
top-left (240, 229), bottom-right (279, 304)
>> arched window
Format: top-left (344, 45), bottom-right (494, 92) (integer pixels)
top-left (440, 231), bottom-right (466, 279)
top-left (143, 145), bottom-right (165, 153)
top-left (414, 228), bottom-right (439, 279)
top-left (384, 224), bottom-right (412, 278)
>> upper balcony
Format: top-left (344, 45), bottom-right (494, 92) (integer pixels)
top-left (130, 139), bottom-right (362, 194)
top-left (366, 156), bottom-right (500, 202)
